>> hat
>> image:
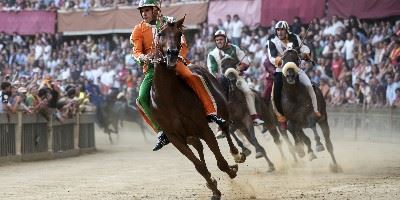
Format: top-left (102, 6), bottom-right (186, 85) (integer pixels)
top-left (12, 80), bottom-right (20, 86)
top-left (17, 87), bottom-right (27, 93)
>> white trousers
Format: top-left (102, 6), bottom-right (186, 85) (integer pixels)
top-left (298, 70), bottom-right (319, 113)
top-left (236, 77), bottom-right (257, 115)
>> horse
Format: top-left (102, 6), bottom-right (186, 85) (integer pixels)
top-left (280, 48), bottom-right (341, 172)
top-left (218, 56), bottom-right (298, 168)
top-left (96, 90), bottom-right (149, 143)
top-left (150, 16), bottom-right (246, 199)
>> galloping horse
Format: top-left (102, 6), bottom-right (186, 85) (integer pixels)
top-left (218, 57), bottom-right (276, 172)
top-left (150, 16), bottom-right (246, 199)
top-left (280, 48), bottom-right (341, 172)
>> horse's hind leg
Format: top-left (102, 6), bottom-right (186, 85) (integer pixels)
top-left (171, 136), bottom-right (222, 199)
top-left (298, 129), bottom-right (317, 161)
top-left (230, 127), bottom-right (252, 157)
top-left (187, 136), bottom-right (205, 163)
top-left (319, 120), bottom-right (342, 172)
top-left (240, 127), bottom-right (275, 172)
top-left (311, 125), bottom-right (325, 152)
top-left (221, 124), bottom-right (246, 163)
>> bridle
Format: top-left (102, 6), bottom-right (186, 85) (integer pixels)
top-left (150, 21), bottom-right (188, 66)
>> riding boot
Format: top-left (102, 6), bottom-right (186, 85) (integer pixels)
top-left (153, 131), bottom-right (170, 151)
top-left (207, 114), bottom-right (226, 126)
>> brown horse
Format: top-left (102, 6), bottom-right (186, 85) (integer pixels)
top-left (150, 16), bottom-right (246, 199)
top-left (280, 48), bottom-right (341, 172)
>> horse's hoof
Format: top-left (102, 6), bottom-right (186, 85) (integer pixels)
top-left (308, 152), bottom-right (317, 161)
top-left (211, 195), bottom-right (221, 200)
top-left (233, 152), bottom-right (246, 163)
top-left (230, 164), bottom-right (238, 172)
top-left (316, 144), bottom-right (325, 152)
top-left (242, 148), bottom-right (252, 157)
top-left (267, 165), bottom-right (275, 173)
top-left (255, 152), bottom-right (263, 159)
top-left (206, 177), bottom-right (218, 190)
top-left (229, 164), bottom-right (238, 179)
top-left (295, 145), bottom-right (305, 158)
top-left (330, 164), bottom-right (343, 173)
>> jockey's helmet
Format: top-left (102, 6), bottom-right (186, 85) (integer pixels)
top-left (275, 21), bottom-right (289, 31)
top-left (214, 29), bottom-right (227, 39)
top-left (214, 30), bottom-right (228, 48)
top-left (137, 0), bottom-right (161, 10)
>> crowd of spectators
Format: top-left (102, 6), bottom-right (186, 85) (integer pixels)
top-left (188, 15), bottom-right (400, 109)
top-left (0, 32), bottom-right (141, 120)
top-left (1, 15), bottom-right (400, 120)
top-left (0, 0), bottom-right (204, 12)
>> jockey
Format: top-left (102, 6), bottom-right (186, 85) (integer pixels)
top-left (131, 0), bottom-right (226, 151)
top-left (267, 20), bottom-right (321, 130)
top-left (207, 30), bottom-right (264, 126)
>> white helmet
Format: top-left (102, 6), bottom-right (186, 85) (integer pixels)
top-left (214, 29), bottom-right (227, 39)
top-left (275, 21), bottom-right (289, 31)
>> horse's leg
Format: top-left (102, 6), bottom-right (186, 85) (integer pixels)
top-left (240, 126), bottom-right (275, 172)
top-left (113, 120), bottom-right (120, 142)
top-left (298, 129), bottom-right (317, 161)
top-left (311, 125), bottom-right (325, 152)
top-left (138, 120), bottom-right (149, 141)
top-left (187, 136), bottom-right (205, 163)
top-left (318, 120), bottom-right (342, 172)
top-left (230, 127), bottom-right (252, 157)
top-left (221, 123), bottom-right (246, 163)
top-left (267, 125), bottom-right (287, 161)
top-left (279, 128), bottom-right (298, 162)
top-left (287, 123), bottom-right (305, 158)
top-left (170, 136), bottom-right (222, 199)
top-left (203, 128), bottom-right (239, 179)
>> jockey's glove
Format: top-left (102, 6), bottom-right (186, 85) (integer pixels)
top-left (275, 56), bottom-right (282, 67)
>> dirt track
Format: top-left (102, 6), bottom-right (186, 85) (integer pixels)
top-left (0, 122), bottom-right (400, 200)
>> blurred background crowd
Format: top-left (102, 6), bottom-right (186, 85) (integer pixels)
top-left (1, 2), bottom-right (400, 119)
top-left (0, 0), bottom-right (204, 11)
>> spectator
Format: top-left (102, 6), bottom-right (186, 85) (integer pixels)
top-left (231, 14), bottom-right (244, 46)
top-left (393, 88), bottom-right (400, 107)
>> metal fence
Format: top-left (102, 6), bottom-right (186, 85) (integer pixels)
top-left (0, 112), bottom-right (96, 161)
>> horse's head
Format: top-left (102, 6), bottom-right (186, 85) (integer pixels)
top-left (221, 56), bottom-right (240, 81)
top-left (282, 48), bottom-right (301, 85)
top-left (156, 16), bottom-right (185, 68)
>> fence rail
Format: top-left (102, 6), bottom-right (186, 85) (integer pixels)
top-left (0, 112), bottom-right (96, 162)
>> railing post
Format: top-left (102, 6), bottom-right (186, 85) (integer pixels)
top-left (74, 113), bottom-right (80, 150)
top-left (15, 112), bottom-right (22, 156)
top-left (47, 114), bottom-right (53, 152)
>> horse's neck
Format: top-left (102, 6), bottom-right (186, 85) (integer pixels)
top-left (153, 63), bottom-right (177, 95)
top-left (283, 81), bottom-right (304, 99)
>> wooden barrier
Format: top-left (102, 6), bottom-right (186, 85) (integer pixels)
top-left (326, 106), bottom-right (400, 143)
top-left (0, 112), bottom-right (96, 162)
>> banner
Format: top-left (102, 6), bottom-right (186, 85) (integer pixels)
top-left (0, 11), bottom-right (56, 35)
top-left (58, 2), bottom-right (208, 35)
top-left (328, 0), bottom-right (400, 19)
top-left (208, 0), bottom-right (261, 27)
top-left (260, 0), bottom-right (325, 26)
